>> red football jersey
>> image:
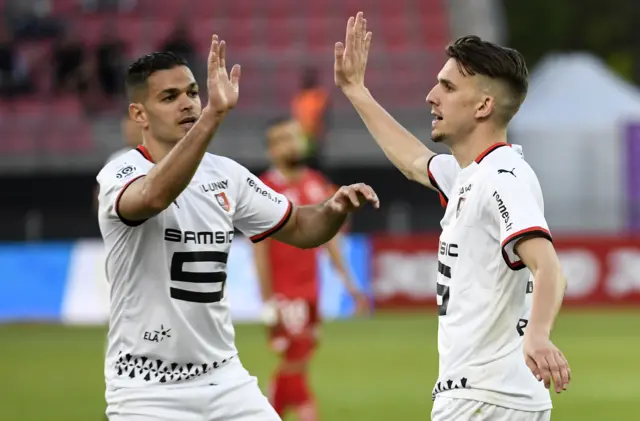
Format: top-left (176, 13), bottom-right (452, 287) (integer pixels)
top-left (259, 168), bottom-right (336, 300)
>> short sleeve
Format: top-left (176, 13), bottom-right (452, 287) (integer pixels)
top-left (233, 166), bottom-right (293, 243)
top-left (489, 173), bottom-right (552, 270)
top-left (97, 160), bottom-right (149, 227)
top-left (427, 154), bottom-right (461, 207)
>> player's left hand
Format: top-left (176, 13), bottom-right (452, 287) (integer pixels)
top-left (523, 333), bottom-right (571, 393)
top-left (351, 291), bottom-right (371, 316)
top-left (325, 183), bottom-right (379, 214)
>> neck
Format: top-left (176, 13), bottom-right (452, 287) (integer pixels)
top-left (276, 164), bottom-right (305, 181)
top-left (450, 126), bottom-right (508, 168)
top-left (140, 136), bottom-right (176, 163)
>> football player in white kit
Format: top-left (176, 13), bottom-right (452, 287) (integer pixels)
top-left (334, 12), bottom-right (571, 421)
top-left (96, 35), bottom-right (379, 421)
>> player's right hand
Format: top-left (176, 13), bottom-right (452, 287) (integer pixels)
top-left (524, 334), bottom-right (571, 393)
top-left (334, 11), bottom-right (372, 92)
top-left (206, 35), bottom-right (241, 115)
top-left (326, 183), bottom-right (380, 214)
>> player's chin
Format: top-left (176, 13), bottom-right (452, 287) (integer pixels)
top-left (431, 130), bottom-right (446, 143)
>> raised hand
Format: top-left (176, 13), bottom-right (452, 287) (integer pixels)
top-left (334, 11), bottom-right (372, 91)
top-left (207, 35), bottom-right (241, 115)
top-left (325, 183), bottom-right (380, 214)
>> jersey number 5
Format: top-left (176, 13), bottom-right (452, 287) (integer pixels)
top-left (170, 251), bottom-right (227, 303)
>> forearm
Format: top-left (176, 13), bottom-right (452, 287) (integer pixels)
top-left (142, 108), bottom-right (224, 208)
top-left (279, 203), bottom-right (347, 250)
top-left (342, 86), bottom-right (432, 179)
top-left (253, 243), bottom-right (273, 302)
top-left (528, 268), bottom-right (566, 336)
top-left (326, 237), bottom-right (357, 293)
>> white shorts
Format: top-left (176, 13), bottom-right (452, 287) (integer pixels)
top-left (106, 359), bottom-right (280, 421)
top-left (432, 397), bottom-right (551, 421)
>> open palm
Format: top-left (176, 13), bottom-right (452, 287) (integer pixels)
top-left (334, 11), bottom-right (372, 90)
top-left (207, 35), bottom-right (241, 114)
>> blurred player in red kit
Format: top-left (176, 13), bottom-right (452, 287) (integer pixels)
top-left (253, 117), bottom-right (369, 421)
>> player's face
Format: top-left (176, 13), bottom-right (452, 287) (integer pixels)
top-left (426, 58), bottom-right (484, 145)
top-left (266, 121), bottom-right (306, 168)
top-left (137, 66), bottom-right (202, 144)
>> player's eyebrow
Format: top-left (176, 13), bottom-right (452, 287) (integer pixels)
top-left (438, 78), bottom-right (456, 89)
top-left (157, 82), bottom-right (198, 98)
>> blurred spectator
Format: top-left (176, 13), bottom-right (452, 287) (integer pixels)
top-left (160, 21), bottom-right (196, 66)
top-left (0, 27), bottom-right (33, 98)
top-left (52, 27), bottom-right (90, 96)
top-left (81, 0), bottom-right (137, 13)
top-left (4, 0), bottom-right (62, 40)
top-left (291, 66), bottom-right (330, 170)
top-left (96, 22), bottom-right (126, 99)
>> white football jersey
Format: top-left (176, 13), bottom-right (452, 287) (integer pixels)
top-left (96, 146), bottom-right (291, 389)
top-left (105, 147), bottom-right (132, 164)
top-left (427, 143), bottom-right (553, 411)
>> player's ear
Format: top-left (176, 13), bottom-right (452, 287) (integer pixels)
top-left (475, 95), bottom-right (494, 120)
top-left (129, 103), bottom-right (148, 129)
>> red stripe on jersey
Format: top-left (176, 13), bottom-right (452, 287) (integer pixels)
top-left (501, 226), bottom-right (553, 270)
top-left (250, 200), bottom-right (294, 243)
top-left (475, 142), bottom-right (511, 164)
top-left (114, 174), bottom-right (147, 227)
top-left (136, 145), bottom-right (154, 163)
top-left (427, 155), bottom-right (449, 208)
top-left (438, 192), bottom-right (448, 208)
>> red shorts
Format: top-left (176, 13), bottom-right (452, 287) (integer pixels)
top-left (268, 297), bottom-right (320, 361)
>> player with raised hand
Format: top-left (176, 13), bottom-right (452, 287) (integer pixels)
top-left (335, 12), bottom-right (570, 421)
top-left (254, 116), bottom-right (370, 421)
top-left (97, 34), bottom-right (379, 421)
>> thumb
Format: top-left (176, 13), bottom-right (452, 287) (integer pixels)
top-left (525, 354), bottom-right (542, 381)
top-left (230, 64), bottom-right (241, 88)
top-left (335, 42), bottom-right (345, 66)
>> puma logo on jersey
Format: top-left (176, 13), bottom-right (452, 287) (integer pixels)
top-left (493, 191), bottom-right (513, 231)
top-left (497, 168), bottom-right (516, 177)
top-left (200, 180), bottom-right (229, 193)
top-left (458, 184), bottom-right (472, 195)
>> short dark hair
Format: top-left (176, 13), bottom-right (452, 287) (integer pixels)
top-left (445, 35), bottom-right (528, 123)
top-left (125, 52), bottom-right (188, 100)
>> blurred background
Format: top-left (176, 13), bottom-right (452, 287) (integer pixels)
top-left (1, 0), bottom-right (639, 420)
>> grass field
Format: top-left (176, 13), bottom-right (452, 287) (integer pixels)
top-left (1, 310), bottom-right (639, 420)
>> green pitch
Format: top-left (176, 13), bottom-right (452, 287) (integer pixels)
top-left (1, 310), bottom-right (638, 421)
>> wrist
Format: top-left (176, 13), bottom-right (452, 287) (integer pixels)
top-left (524, 323), bottom-right (551, 339)
top-left (202, 105), bottom-right (228, 121)
top-left (341, 84), bottom-right (369, 100)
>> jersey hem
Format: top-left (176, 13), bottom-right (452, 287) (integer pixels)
top-left (427, 154), bottom-right (449, 208)
top-left (501, 226), bottom-right (552, 270)
top-left (250, 200), bottom-right (294, 243)
top-left (114, 174), bottom-right (148, 227)
top-left (435, 389), bottom-right (553, 412)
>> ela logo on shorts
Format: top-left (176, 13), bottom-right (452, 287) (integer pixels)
top-left (215, 192), bottom-right (230, 212)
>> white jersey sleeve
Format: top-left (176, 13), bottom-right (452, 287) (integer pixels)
top-left (96, 157), bottom-right (150, 227)
top-left (488, 170), bottom-right (552, 270)
top-left (427, 154), bottom-right (461, 206)
top-left (228, 161), bottom-right (292, 243)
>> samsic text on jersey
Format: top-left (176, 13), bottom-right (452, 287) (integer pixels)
top-left (96, 146), bottom-right (292, 388)
top-left (427, 143), bottom-right (553, 412)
